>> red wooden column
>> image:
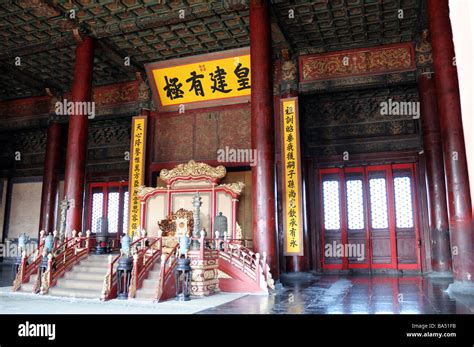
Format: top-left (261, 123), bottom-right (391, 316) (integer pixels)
top-left (38, 121), bottom-right (62, 235)
top-left (250, 0), bottom-right (278, 277)
top-left (418, 73), bottom-right (452, 273)
top-left (63, 36), bottom-right (94, 234)
top-left (428, 0), bottom-right (474, 288)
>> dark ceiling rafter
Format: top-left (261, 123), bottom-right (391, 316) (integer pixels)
top-left (272, 0), bottom-right (420, 54)
top-left (0, 0), bottom-right (80, 98)
top-left (415, 0), bottom-right (428, 33)
top-left (89, 2), bottom-right (248, 39)
top-left (0, 35), bottom-right (75, 62)
top-left (0, 0), bottom-right (80, 61)
top-left (269, 5), bottom-right (294, 54)
top-left (0, 65), bottom-right (62, 97)
top-left (95, 40), bottom-right (144, 75)
top-left (0, 1), bottom-right (251, 100)
top-left (0, 0), bottom-right (423, 102)
top-left (45, 0), bottom-right (145, 78)
top-left (88, 4), bottom-right (251, 66)
top-left (94, 9), bottom-right (220, 39)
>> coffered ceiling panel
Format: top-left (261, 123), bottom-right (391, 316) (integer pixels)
top-left (273, 0), bottom-right (421, 54)
top-left (0, 0), bottom-right (422, 101)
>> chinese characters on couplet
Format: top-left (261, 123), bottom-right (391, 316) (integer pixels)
top-left (282, 98), bottom-right (303, 255)
top-left (128, 117), bottom-right (146, 237)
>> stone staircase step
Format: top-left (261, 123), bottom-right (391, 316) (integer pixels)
top-left (45, 255), bottom-right (110, 299)
top-left (19, 283), bottom-right (35, 292)
top-left (55, 278), bottom-right (103, 290)
top-left (64, 272), bottom-right (105, 281)
top-left (48, 287), bottom-right (101, 299)
top-left (78, 264), bottom-right (107, 268)
top-left (147, 269), bottom-right (161, 277)
top-left (18, 274), bottom-right (37, 293)
top-left (134, 260), bottom-right (162, 300)
top-left (134, 287), bottom-right (157, 300)
top-left (70, 266), bottom-right (108, 273)
top-left (23, 254), bottom-right (163, 300)
top-left (79, 260), bottom-right (108, 266)
top-left (141, 278), bottom-right (159, 290)
top-left (81, 255), bottom-right (110, 262)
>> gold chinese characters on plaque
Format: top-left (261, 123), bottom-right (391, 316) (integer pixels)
top-left (281, 98), bottom-right (304, 256)
top-left (128, 116), bottom-right (147, 237)
top-left (145, 47), bottom-right (251, 111)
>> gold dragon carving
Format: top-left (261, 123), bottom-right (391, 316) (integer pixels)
top-left (217, 182), bottom-right (245, 196)
top-left (159, 160), bottom-right (226, 183)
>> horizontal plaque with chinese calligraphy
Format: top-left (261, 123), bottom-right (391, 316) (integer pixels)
top-left (145, 47), bottom-right (251, 112)
top-left (281, 97), bottom-right (304, 256)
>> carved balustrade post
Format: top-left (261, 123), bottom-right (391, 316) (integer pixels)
top-left (86, 230), bottom-right (91, 252)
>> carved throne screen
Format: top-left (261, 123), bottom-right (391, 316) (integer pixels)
top-left (158, 208), bottom-right (193, 237)
top-left (138, 161), bottom-right (244, 239)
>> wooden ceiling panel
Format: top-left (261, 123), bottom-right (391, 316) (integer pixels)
top-left (274, 0), bottom-right (421, 54)
top-left (0, 0), bottom-right (422, 101)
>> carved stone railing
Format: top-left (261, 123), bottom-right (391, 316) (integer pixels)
top-left (12, 231), bottom-right (46, 292)
top-left (101, 254), bottom-right (119, 301)
top-left (128, 237), bottom-right (162, 298)
top-left (40, 231), bottom-right (91, 295)
top-left (155, 243), bottom-right (179, 302)
top-left (101, 236), bottom-right (146, 301)
top-left (217, 236), bottom-right (274, 292)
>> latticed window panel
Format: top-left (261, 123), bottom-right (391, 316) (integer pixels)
top-left (91, 192), bottom-right (103, 234)
top-left (323, 180), bottom-right (341, 230)
top-left (369, 178), bottom-right (389, 229)
top-left (346, 179), bottom-right (365, 230)
top-left (123, 191), bottom-right (129, 234)
top-left (107, 192), bottom-right (120, 234)
top-left (394, 176), bottom-right (414, 228)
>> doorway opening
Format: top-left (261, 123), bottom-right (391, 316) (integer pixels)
top-left (88, 182), bottom-right (129, 236)
top-left (319, 164), bottom-right (421, 271)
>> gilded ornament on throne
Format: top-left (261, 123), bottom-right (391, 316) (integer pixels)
top-left (158, 208), bottom-right (194, 237)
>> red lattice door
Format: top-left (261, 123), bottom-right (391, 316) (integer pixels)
top-left (320, 164), bottom-right (421, 271)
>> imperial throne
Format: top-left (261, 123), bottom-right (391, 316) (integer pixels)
top-left (136, 160), bottom-right (245, 240)
top-left (158, 208), bottom-right (193, 253)
top-left (136, 160), bottom-right (246, 296)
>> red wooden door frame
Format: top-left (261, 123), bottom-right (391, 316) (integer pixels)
top-left (392, 163), bottom-right (422, 271)
top-left (367, 164), bottom-right (397, 270)
top-left (344, 166), bottom-right (369, 269)
top-left (87, 182), bottom-right (128, 237)
top-left (319, 168), bottom-right (342, 269)
top-left (319, 164), bottom-right (421, 271)
top-left (339, 168), bottom-right (348, 269)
